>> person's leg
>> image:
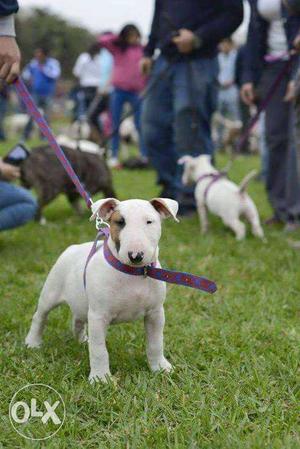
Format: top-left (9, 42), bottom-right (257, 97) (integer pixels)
top-left (110, 88), bottom-right (126, 159)
top-left (258, 112), bottom-right (269, 182)
top-left (285, 107), bottom-right (300, 222)
top-left (173, 57), bottom-right (218, 209)
top-left (0, 181), bottom-right (37, 231)
top-left (89, 94), bottom-right (108, 137)
top-left (23, 94), bottom-right (44, 139)
top-left (142, 57), bottom-right (177, 196)
top-left (263, 63), bottom-right (290, 221)
top-left (129, 92), bottom-right (148, 159)
top-left (216, 89), bottom-right (226, 149)
top-left (239, 99), bottom-right (251, 154)
top-left (225, 85), bottom-right (240, 121)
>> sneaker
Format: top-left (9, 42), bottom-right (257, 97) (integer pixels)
top-left (264, 216), bottom-right (283, 226)
top-left (107, 157), bottom-right (122, 169)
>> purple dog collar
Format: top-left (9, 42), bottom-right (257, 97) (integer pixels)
top-left (84, 228), bottom-right (217, 294)
top-left (197, 172), bottom-right (226, 202)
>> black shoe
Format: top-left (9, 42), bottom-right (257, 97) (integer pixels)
top-left (177, 204), bottom-right (196, 218)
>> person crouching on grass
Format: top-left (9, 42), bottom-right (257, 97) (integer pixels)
top-left (98, 25), bottom-right (148, 169)
top-left (0, 159), bottom-right (37, 231)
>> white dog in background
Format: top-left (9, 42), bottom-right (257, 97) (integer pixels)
top-left (179, 155), bottom-right (264, 241)
top-left (25, 198), bottom-right (178, 383)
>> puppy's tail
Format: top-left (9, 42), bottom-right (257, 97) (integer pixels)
top-left (239, 170), bottom-right (258, 193)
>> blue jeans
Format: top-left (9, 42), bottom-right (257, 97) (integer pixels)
top-left (142, 55), bottom-right (218, 202)
top-left (110, 88), bottom-right (147, 158)
top-left (217, 85), bottom-right (240, 147)
top-left (23, 94), bottom-right (52, 140)
top-left (0, 182), bottom-right (37, 231)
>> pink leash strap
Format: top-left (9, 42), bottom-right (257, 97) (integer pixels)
top-left (13, 78), bottom-right (92, 209)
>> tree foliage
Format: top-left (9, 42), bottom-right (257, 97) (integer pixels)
top-left (16, 8), bottom-right (95, 79)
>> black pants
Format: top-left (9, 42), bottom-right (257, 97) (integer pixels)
top-left (257, 61), bottom-right (300, 221)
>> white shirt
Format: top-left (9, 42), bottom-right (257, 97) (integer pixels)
top-left (258, 0), bottom-right (288, 57)
top-left (73, 50), bottom-right (113, 89)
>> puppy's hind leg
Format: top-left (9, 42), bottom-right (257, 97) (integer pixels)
top-left (222, 215), bottom-right (246, 241)
top-left (25, 268), bottom-right (64, 348)
top-left (72, 316), bottom-right (88, 343)
top-left (243, 198), bottom-right (265, 239)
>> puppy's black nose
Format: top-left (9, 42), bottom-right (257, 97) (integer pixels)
top-left (128, 251), bottom-right (144, 264)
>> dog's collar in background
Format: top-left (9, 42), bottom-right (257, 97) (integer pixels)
top-left (84, 228), bottom-right (217, 294)
top-left (197, 172), bottom-right (226, 202)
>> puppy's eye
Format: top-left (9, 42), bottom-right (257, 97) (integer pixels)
top-left (115, 218), bottom-right (125, 226)
top-left (147, 220), bottom-right (153, 225)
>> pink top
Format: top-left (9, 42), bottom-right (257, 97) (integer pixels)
top-left (99, 33), bottom-right (146, 93)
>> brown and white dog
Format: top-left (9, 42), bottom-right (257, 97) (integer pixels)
top-left (20, 138), bottom-right (116, 222)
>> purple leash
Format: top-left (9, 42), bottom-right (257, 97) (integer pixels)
top-left (13, 78), bottom-right (92, 209)
top-left (14, 77), bottom-right (217, 295)
top-left (83, 228), bottom-right (217, 294)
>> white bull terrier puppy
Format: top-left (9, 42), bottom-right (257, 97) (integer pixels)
top-left (179, 155), bottom-right (264, 241)
top-left (25, 198), bottom-right (179, 383)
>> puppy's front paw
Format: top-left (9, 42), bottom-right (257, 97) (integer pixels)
top-left (150, 357), bottom-right (173, 373)
top-left (89, 370), bottom-right (112, 384)
top-left (25, 334), bottom-right (42, 348)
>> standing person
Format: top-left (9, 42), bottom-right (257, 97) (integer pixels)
top-left (73, 41), bottom-right (113, 132)
top-left (99, 24), bottom-right (148, 168)
top-left (217, 38), bottom-right (240, 149)
top-left (73, 42), bottom-right (113, 139)
top-left (141, 1), bottom-right (243, 214)
top-left (241, 0), bottom-right (300, 230)
top-left (0, 0), bottom-right (20, 83)
top-left (22, 47), bottom-right (61, 140)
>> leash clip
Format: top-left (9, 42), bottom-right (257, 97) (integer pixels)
top-left (96, 214), bottom-right (110, 231)
top-left (143, 267), bottom-right (148, 278)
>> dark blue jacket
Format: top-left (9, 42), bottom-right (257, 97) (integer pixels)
top-left (243, 0), bottom-right (300, 84)
top-left (0, 0), bottom-right (18, 16)
top-left (144, 0), bottom-right (244, 60)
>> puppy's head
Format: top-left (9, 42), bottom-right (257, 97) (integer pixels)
top-left (91, 198), bottom-right (179, 266)
top-left (178, 154), bottom-right (212, 185)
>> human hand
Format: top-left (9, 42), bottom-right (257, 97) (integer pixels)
top-left (140, 57), bottom-right (153, 76)
top-left (0, 160), bottom-right (20, 181)
top-left (240, 83), bottom-right (255, 106)
top-left (293, 34), bottom-right (300, 53)
top-left (172, 29), bottom-right (196, 54)
top-left (283, 80), bottom-right (295, 102)
top-left (0, 36), bottom-right (21, 83)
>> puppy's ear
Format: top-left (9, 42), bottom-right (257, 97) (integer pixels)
top-left (178, 155), bottom-right (192, 166)
top-left (150, 198), bottom-right (179, 222)
top-left (90, 198), bottom-right (120, 221)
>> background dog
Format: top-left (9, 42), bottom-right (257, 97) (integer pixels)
top-left (5, 139), bottom-right (116, 221)
top-left (179, 155), bottom-right (264, 241)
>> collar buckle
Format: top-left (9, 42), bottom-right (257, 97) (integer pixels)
top-left (143, 266), bottom-right (148, 278)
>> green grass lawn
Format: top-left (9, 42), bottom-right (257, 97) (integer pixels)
top-left (0, 138), bottom-right (300, 448)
